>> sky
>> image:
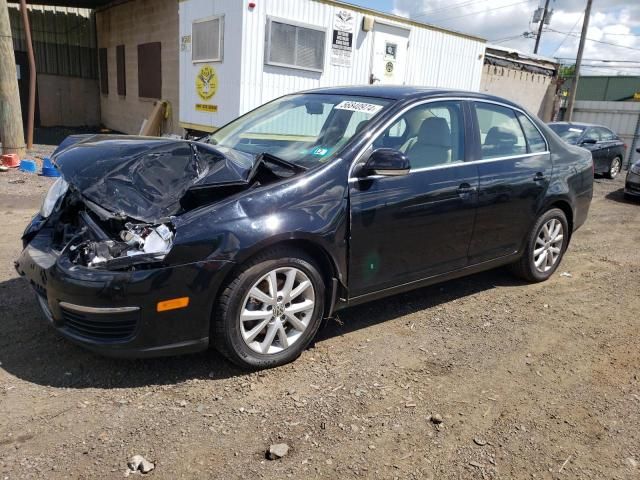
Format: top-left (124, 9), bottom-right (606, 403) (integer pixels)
top-left (348, 0), bottom-right (640, 76)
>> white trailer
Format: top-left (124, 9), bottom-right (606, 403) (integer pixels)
top-left (178, 0), bottom-right (486, 134)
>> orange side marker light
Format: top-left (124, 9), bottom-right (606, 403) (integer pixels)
top-left (157, 297), bottom-right (190, 312)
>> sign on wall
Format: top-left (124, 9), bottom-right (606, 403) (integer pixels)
top-left (196, 65), bottom-right (218, 101)
top-left (331, 10), bottom-right (355, 68)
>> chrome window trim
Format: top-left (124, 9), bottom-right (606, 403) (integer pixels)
top-left (348, 96), bottom-right (550, 181)
top-left (59, 301), bottom-right (140, 314)
top-left (348, 151), bottom-right (551, 183)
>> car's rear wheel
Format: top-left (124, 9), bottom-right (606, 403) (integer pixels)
top-left (212, 248), bottom-right (325, 369)
top-left (606, 156), bottom-right (622, 179)
top-left (510, 208), bottom-right (569, 282)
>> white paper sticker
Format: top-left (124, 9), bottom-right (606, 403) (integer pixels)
top-left (568, 127), bottom-right (583, 132)
top-left (335, 101), bottom-right (383, 115)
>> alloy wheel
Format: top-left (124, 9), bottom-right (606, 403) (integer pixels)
top-left (610, 158), bottom-right (621, 178)
top-left (239, 267), bottom-right (315, 355)
top-left (533, 218), bottom-right (564, 273)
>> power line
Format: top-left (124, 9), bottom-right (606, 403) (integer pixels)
top-left (434, 0), bottom-right (536, 24)
top-left (550, 15), bottom-right (582, 56)
top-left (545, 28), bottom-right (640, 52)
top-left (557, 57), bottom-right (640, 63)
top-left (410, 0), bottom-right (492, 20)
top-left (550, 29), bottom-right (640, 37)
top-left (490, 33), bottom-right (527, 43)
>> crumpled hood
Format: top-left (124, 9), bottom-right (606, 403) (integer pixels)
top-left (52, 135), bottom-right (254, 222)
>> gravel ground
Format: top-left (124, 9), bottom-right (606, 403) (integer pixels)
top-left (0, 165), bottom-right (639, 479)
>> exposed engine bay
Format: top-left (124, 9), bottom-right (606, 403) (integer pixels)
top-left (70, 220), bottom-right (173, 269)
top-left (46, 189), bottom-right (176, 270)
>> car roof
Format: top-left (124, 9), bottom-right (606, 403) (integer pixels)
top-left (301, 85), bottom-right (525, 109)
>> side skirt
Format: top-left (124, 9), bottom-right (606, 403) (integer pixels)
top-left (340, 252), bottom-right (521, 309)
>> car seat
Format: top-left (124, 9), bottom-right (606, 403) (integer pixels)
top-left (405, 117), bottom-right (451, 168)
top-left (483, 126), bottom-right (518, 157)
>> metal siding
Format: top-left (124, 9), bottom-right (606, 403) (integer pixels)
top-left (179, 0), bottom-right (243, 130)
top-left (180, 0), bottom-right (486, 129)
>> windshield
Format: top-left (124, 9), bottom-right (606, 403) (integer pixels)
top-left (549, 124), bottom-right (584, 144)
top-left (208, 94), bottom-right (391, 168)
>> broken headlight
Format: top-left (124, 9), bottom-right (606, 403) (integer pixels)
top-left (40, 177), bottom-right (69, 218)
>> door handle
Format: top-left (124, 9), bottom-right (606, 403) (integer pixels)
top-left (533, 172), bottom-right (547, 182)
top-left (457, 183), bottom-right (476, 197)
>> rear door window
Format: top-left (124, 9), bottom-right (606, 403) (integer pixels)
top-left (516, 113), bottom-right (547, 153)
top-left (596, 127), bottom-right (615, 141)
top-left (474, 103), bottom-right (527, 159)
top-left (582, 128), bottom-right (600, 143)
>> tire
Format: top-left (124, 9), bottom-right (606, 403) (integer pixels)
top-left (212, 247), bottom-right (325, 369)
top-left (606, 156), bottom-right (622, 179)
top-left (509, 208), bottom-right (569, 283)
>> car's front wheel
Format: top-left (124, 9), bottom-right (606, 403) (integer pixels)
top-left (606, 156), bottom-right (622, 179)
top-left (510, 208), bottom-right (569, 282)
top-left (212, 248), bottom-right (325, 369)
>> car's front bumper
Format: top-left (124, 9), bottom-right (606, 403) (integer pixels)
top-left (15, 226), bottom-right (234, 358)
top-left (625, 171), bottom-right (640, 197)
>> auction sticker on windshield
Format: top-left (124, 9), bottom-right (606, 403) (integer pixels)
top-left (335, 101), bottom-right (383, 114)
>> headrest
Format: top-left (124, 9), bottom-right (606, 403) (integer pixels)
top-left (417, 117), bottom-right (451, 148)
top-left (485, 126), bottom-right (517, 146)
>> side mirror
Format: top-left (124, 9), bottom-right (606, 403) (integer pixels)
top-left (636, 147), bottom-right (640, 154)
top-left (580, 138), bottom-right (597, 145)
top-left (360, 148), bottom-right (410, 177)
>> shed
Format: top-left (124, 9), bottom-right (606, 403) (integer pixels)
top-left (178, 0), bottom-right (486, 134)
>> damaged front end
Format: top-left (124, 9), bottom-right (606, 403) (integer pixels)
top-left (42, 187), bottom-right (175, 271)
top-left (25, 135), bottom-right (305, 271)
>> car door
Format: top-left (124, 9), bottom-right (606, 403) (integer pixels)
top-left (467, 101), bottom-right (551, 264)
top-left (348, 100), bottom-right (479, 297)
top-left (579, 127), bottom-right (607, 171)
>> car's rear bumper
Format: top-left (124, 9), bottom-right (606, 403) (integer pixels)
top-left (15, 227), bottom-right (234, 358)
top-left (625, 172), bottom-right (640, 197)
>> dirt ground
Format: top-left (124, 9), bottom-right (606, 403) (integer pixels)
top-left (0, 164), bottom-right (639, 480)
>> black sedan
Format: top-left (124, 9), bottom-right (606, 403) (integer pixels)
top-left (625, 147), bottom-right (640, 199)
top-left (548, 122), bottom-right (626, 178)
top-left (16, 87), bottom-right (594, 369)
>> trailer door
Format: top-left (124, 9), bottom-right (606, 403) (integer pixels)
top-left (369, 23), bottom-right (409, 85)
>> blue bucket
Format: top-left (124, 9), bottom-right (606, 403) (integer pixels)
top-left (19, 159), bottom-right (37, 173)
top-left (41, 158), bottom-right (61, 177)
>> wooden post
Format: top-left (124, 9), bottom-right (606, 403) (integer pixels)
top-left (19, 0), bottom-right (35, 150)
top-left (0, 0), bottom-right (26, 157)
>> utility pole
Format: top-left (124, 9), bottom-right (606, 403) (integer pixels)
top-left (566, 0), bottom-right (593, 122)
top-left (533, 0), bottom-right (551, 54)
top-left (0, 0), bottom-right (26, 157)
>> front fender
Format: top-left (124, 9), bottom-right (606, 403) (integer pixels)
top-left (168, 160), bottom-right (350, 286)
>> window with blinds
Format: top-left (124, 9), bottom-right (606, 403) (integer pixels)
top-left (266, 19), bottom-right (325, 72)
top-left (192, 16), bottom-right (224, 62)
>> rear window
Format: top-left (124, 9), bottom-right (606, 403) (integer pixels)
top-left (517, 113), bottom-right (547, 153)
top-left (474, 103), bottom-right (527, 159)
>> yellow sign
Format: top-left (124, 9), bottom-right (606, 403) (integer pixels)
top-left (196, 65), bottom-right (218, 101)
top-left (634, 92), bottom-right (640, 100)
top-left (196, 104), bottom-right (218, 113)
